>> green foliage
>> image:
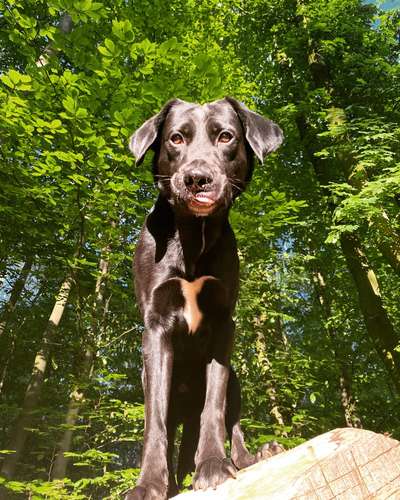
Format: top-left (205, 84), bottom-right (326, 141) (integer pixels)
top-left (1, 0), bottom-right (400, 497)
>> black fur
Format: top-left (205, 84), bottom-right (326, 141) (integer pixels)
top-left (125, 98), bottom-right (283, 499)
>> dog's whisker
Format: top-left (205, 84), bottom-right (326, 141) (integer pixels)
top-left (228, 179), bottom-right (244, 192)
top-left (228, 176), bottom-right (245, 186)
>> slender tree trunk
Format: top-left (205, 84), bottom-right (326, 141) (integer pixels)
top-left (273, 314), bottom-right (289, 349)
top-left (255, 330), bottom-right (286, 430)
top-left (339, 366), bottom-right (362, 429)
top-left (50, 253), bottom-right (110, 479)
top-left (0, 275), bottom-right (73, 479)
top-left (0, 337), bottom-right (16, 396)
top-left (312, 269), bottom-right (362, 428)
top-left (0, 258), bottom-right (33, 337)
top-left (340, 232), bottom-right (400, 390)
top-left (49, 348), bottom-right (93, 479)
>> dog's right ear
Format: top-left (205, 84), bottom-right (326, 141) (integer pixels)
top-left (129, 99), bottom-right (181, 165)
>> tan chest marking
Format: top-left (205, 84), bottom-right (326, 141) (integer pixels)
top-left (179, 276), bottom-right (215, 334)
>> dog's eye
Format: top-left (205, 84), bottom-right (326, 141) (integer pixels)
top-left (218, 131), bottom-right (233, 143)
top-left (170, 133), bottom-right (184, 145)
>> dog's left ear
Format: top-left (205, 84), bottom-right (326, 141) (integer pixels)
top-left (129, 99), bottom-right (181, 165)
top-left (225, 97), bottom-right (283, 164)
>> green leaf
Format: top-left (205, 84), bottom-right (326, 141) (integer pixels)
top-left (1, 75), bottom-right (14, 88)
top-left (62, 96), bottom-right (77, 114)
top-left (76, 107), bottom-right (88, 119)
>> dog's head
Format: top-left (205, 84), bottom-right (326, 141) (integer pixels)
top-left (129, 97), bottom-right (283, 217)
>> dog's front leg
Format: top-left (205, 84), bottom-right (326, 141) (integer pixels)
top-left (193, 320), bottom-right (237, 490)
top-left (125, 325), bottom-right (173, 500)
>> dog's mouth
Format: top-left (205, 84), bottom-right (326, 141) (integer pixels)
top-left (187, 192), bottom-right (218, 215)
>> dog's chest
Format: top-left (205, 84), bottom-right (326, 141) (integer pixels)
top-left (169, 273), bottom-right (229, 361)
top-left (179, 276), bottom-right (216, 334)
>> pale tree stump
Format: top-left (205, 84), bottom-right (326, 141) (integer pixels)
top-left (173, 428), bottom-right (400, 499)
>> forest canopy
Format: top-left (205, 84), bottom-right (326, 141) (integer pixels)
top-left (0, 0), bottom-right (399, 498)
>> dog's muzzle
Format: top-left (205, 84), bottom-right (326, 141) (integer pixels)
top-left (171, 163), bottom-right (229, 216)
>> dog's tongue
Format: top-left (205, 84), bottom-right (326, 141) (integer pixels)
top-left (193, 192), bottom-right (215, 206)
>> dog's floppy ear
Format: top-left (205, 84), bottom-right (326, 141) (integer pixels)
top-left (129, 99), bottom-right (181, 165)
top-left (225, 97), bottom-right (283, 164)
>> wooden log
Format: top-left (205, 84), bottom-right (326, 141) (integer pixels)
top-left (173, 428), bottom-right (400, 499)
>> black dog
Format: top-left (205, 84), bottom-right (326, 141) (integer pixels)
top-left (125, 98), bottom-right (283, 499)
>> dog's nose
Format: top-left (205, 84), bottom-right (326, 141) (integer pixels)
top-left (184, 171), bottom-right (213, 191)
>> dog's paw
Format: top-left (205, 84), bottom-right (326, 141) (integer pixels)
top-left (193, 457), bottom-right (236, 490)
top-left (255, 440), bottom-right (285, 461)
top-left (231, 450), bottom-right (256, 470)
top-left (123, 482), bottom-right (167, 500)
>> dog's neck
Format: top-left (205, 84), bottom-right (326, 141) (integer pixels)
top-left (154, 195), bottom-right (229, 279)
top-left (176, 212), bottom-right (228, 277)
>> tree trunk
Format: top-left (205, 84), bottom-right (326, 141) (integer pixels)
top-left (0, 275), bottom-right (73, 479)
top-left (50, 253), bottom-right (110, 479)
top-left (0, 258), bottom-right (33, 337)
top-left (0, 337), bottom-right (16, 396)
top-left (173, 428), bottom-right (400, 499)
top-left (340, 232), bottom-right (400, 390)
top-left (311, 269), bottom-right (362, 428)
top-left (49, 353), bottom-right (93, 479)
top-left (339, 366), bottom-right (362, 430)
top-left (255, 330), bottom-right (286, 430)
